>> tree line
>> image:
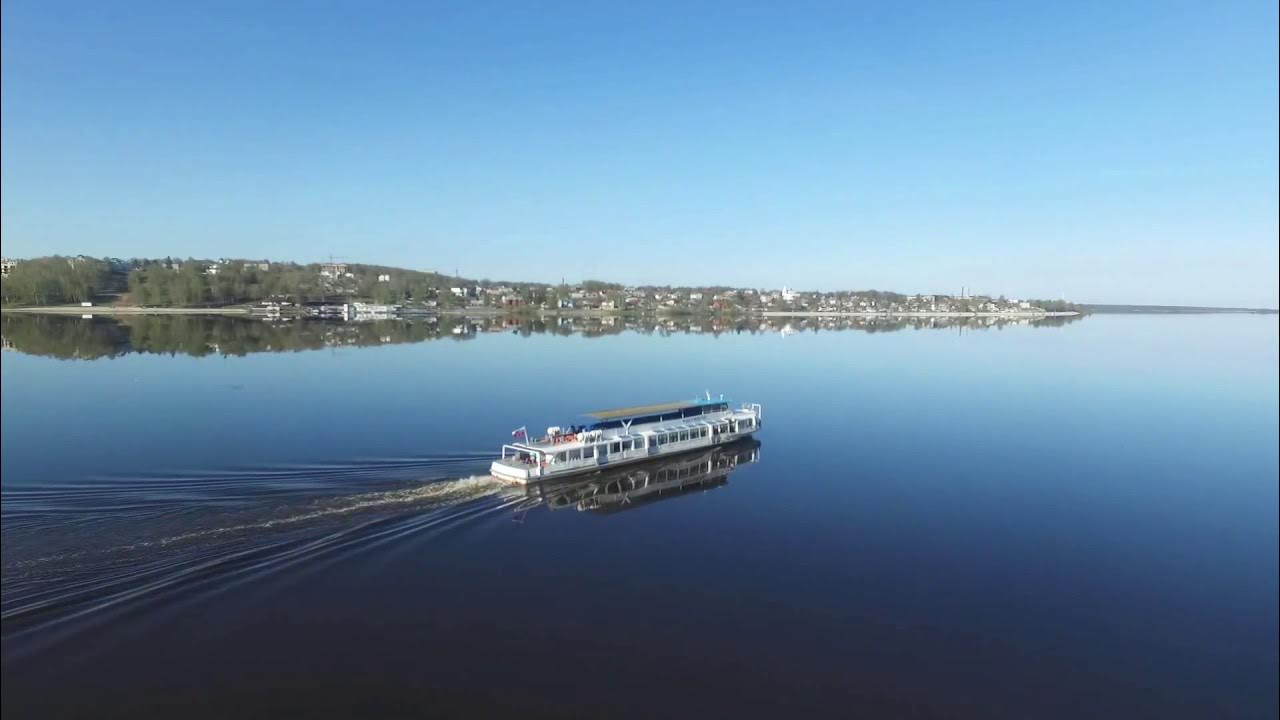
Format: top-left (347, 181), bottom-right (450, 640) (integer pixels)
top-left (127, 262), bottom-right (329, 306)
top-left (3, 254), bottom-right (1090, 312)
top-left (2, 255), bottom-right (474, 308)
top-left (1, 257), bottom-right (113, 305)
top-left (1023, 299), bottom-right (1085, 313)
top-left (128, 260), bottom-right (476, 307)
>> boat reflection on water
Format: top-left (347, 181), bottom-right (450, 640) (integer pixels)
top-left (510, 439), bottom-right (760, 518)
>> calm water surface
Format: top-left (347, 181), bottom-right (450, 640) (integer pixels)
top-left (2, 313), bottom-right (1276, 718)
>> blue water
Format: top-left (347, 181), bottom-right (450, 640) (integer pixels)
top-left (2, 313), bottom-right (1276, 718)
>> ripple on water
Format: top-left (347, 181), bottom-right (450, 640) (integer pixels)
top-left (0, 455), bottom-right (509, 657)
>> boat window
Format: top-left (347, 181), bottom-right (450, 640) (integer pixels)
top-left (584, 446), bottom-right (595, 459)
top-left (679, 430), bottom-right (689, 442)
top-left (555, 452), bottom-right (566, 462)
top-left (610, 442), bottom-right (620, 454)
top-left (569, 449), bottom-right (582, 460)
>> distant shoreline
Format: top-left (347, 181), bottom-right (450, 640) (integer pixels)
top-left (758, 310), bottom-right (1079, 319)
top-left (6, 304), bottom-right (1274, 319)
top-left (1080, 304), bottom-right (1278, 314)
top-left (2, 305), bottom-right (1077, 319)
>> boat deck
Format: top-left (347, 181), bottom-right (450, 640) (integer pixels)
top-left (512, 408), bottom-right (755, 454)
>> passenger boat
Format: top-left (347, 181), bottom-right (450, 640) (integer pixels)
top-left (491, 395), bottom-right (763, 483)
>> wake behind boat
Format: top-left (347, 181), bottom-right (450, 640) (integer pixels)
top-left (491, 395), bottom-right (762, 484)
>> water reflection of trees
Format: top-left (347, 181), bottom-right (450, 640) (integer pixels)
top-left (1, 312), bottom-right (1086, 360)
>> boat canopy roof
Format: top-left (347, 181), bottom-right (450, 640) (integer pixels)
top-left (586, 397), bottom-right (706, 420)
top-left (585, 398), bottom-right (731, 430)
top-left (585, 399), bottom-right (716, 421)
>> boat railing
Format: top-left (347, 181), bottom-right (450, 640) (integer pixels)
top-left (544, 430), bottom-right (731, 472)
top-left (500, 444), bottom-right (544, 466)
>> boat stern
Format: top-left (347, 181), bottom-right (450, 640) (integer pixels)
top-left (491, 458), bottom-right (537, 484)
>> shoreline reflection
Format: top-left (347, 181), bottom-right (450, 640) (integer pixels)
top-left (1, 312), bottom-right (1085, 361)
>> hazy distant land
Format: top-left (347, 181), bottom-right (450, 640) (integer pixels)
top-left (1, 255), bottom-right (1081, 317)
top-left (3, 255), bottom-right (1274, 317)
top-left (1082, 304), bottom-right (1278, 314)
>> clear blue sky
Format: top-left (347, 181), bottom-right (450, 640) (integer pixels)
top-left (3, 1), bottom-right (1277, 306)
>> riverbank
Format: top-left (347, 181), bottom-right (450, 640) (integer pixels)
top-left (3, 305), bottom-right (1080, 320)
